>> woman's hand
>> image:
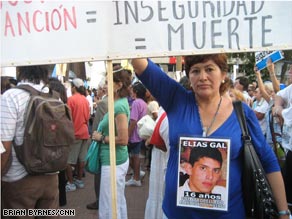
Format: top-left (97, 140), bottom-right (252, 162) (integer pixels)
top-left (254, 65), bottom-right (261, 76)
top-left (267, 58), bottom-right (275, 75)
top-left (131, 58), bottom-right (148, 76)
top-left (273, 105), bottom-right (283, 117)
top-left (279, 214), bottom-right (290, 219)
top-left (92, 131), bottom-right (102, 142)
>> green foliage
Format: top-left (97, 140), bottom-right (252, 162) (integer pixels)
top-left (227, 52), bottom-right (256, 83)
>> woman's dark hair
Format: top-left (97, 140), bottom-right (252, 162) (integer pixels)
top-left (189, 147), bottom-right (223, 167)
top-left (132, 81), bottom-right (147, 100)
top-left (9, 78), bottom-right (17, 86)
top-left (1, 76), bottom-right (13, 94)
top-left (113, 65), bottom-right (132, 98)
top-left (219, 76), bottom-right (233, 96)
top-left (235, 76), bottom-right (249, 91)
top-left (179, 76), bottom-right (191, 90)
top-left (184, 54), bottom-right (228, 78)
top-left (18, 65), bottom-right (49, 85)
top-left (49, 78), bottom-right (68, 103)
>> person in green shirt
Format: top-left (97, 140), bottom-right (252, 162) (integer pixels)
top-left (92, 66), bottom-right (131, 219)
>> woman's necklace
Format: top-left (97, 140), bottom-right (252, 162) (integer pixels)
top-left (198, 96), bottom-right (222, 137)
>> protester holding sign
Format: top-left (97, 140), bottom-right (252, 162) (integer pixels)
top-left (252, 87), bottom-right (270, 136)
top-left (131, 54), bottom-right (289, 218)
top-left (254, 60), bottom-right (282, 149)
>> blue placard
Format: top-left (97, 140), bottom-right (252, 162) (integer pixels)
top-left (255, 51), bottom-right (284, 71)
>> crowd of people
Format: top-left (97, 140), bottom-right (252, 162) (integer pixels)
top-left (1, 54), bottom-right (292, 219)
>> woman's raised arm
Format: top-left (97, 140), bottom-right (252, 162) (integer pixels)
top-left (131, 58), bottom-right (148, 76)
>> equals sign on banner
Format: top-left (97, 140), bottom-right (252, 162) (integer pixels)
top-left (135, 38), bottom-right (147, 50)
top-left (86, 11), bottom-right (97, 23)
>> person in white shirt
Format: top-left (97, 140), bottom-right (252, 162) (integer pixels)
top-left (274, 82), bottom-right (292, 206)
top-left (144, 107), bottom-right (169, 219)
top-left (86, 89), bottom-right (94, 115)
top-left (253, 88), bottom-right (270, 136)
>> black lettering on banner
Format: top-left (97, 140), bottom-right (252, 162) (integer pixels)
top-left (112, 1), bottom-right (273, 51)
top-left (227, 18), bottom-right (239, 49)
top-left (262, 15), bottom-right (272, 47)
top-left (158, 1), bottom-right (168, 22)
top-left (140, 2), bottom-right (153, 22)
top-left (1, 1), bottom-right (274, 51)
top-left (172, 2), bottom-right (185, 20)
top-left (135, 38), bottom-right (146, 50)
top-left (86, 11), bottom-right (97, 23)
top-left (211, 19), bottom-right (223, 48)
top-left (168, 24), bottom-right (184, 50)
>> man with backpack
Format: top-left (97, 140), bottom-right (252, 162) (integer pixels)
top-left (1, 66), bottom-right (62, 217)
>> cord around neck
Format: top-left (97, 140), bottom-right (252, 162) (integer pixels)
top-left (198, 96), bottom-right (223, 137)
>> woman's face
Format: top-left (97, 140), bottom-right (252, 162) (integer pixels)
top-left (254, 88), bottom-right (262, 101)
top-left (130, 86), bottom-right (136, 99)
top-left (97, 87), bottom-right (103, 97)
top-left (266, 88), bottom-right (275, 98)
top-left (188, 60), bottom-right (225, 98)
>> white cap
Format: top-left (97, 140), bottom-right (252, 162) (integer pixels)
top-left (72, 78), bottom-right (84, 88)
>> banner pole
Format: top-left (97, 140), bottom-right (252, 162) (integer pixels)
top-left (176, 56), bottom-right (182, 72)
top-left (106, 60), bottom-right (117, 219)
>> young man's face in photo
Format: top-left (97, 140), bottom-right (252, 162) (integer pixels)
top-left (188, 157), bottom-right (222, 193)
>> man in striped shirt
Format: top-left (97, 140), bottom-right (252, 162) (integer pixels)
top-left (1, 66), bottom-right (59, 218)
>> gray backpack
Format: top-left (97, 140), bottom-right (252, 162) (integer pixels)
top-left (14, 85), bottom-right (75, 174)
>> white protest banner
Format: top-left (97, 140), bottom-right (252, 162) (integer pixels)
top-left (255, 50), bottom-right (284, 71)
top-left (1, 1), bottom-right (292, 67)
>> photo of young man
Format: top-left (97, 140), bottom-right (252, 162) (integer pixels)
top-left (179, 147), bottom-right (226, 194)
top-left (177, 138), bottom-right (229, 211)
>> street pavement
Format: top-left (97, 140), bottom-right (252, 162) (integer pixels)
top-left (60, 169), bottom-right (149, 219)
